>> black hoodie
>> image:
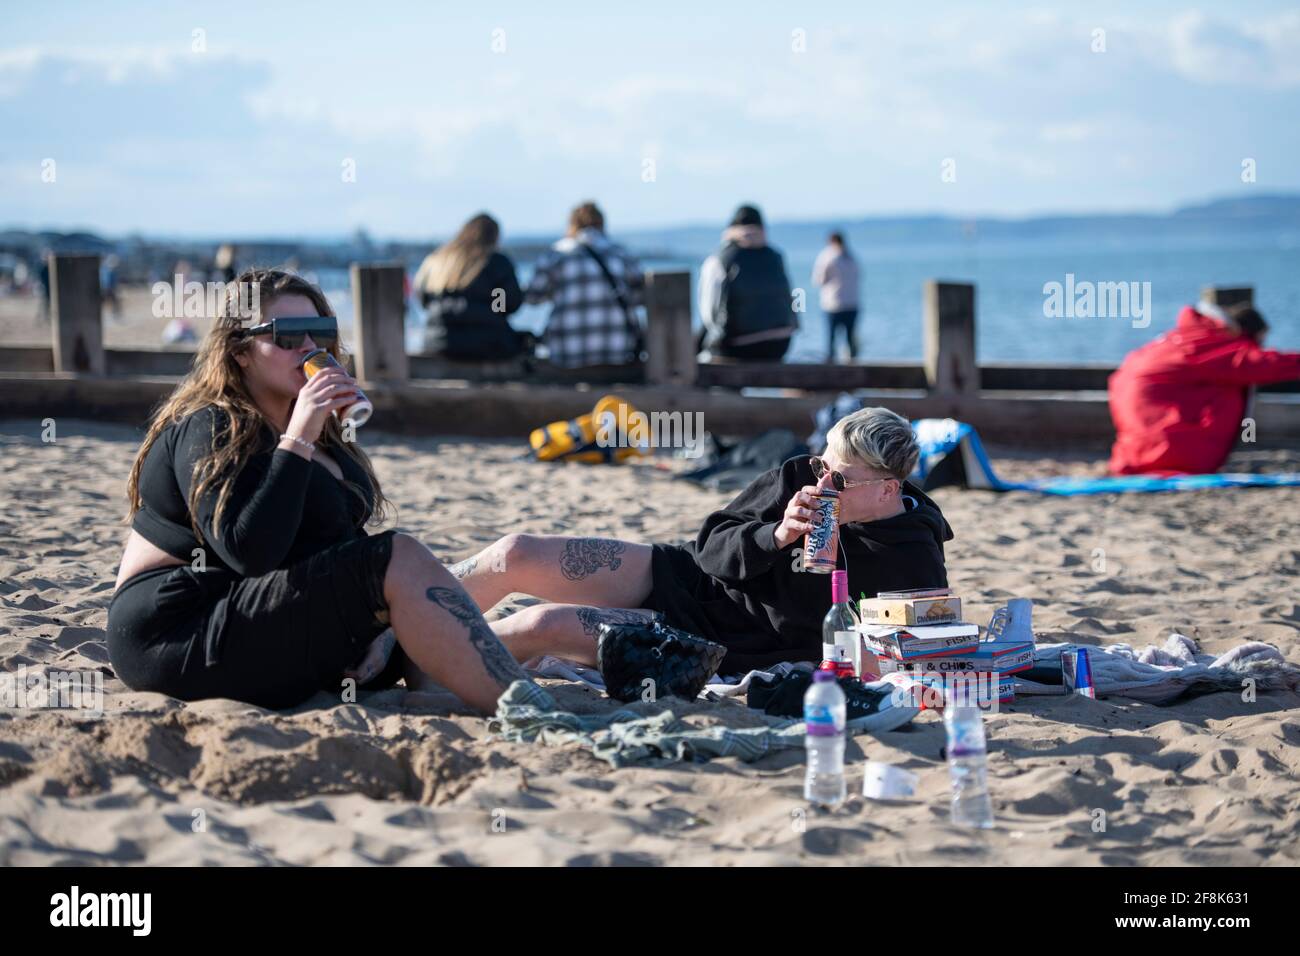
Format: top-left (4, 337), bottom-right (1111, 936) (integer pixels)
top-left (652, 455), bottom-right (953, 674)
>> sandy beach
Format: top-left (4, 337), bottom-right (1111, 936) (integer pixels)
top-left (1, 415), bottom-right (1297, 866)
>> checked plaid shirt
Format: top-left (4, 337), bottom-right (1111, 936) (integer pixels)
top-left (525, 228), bottom-right (645, 368)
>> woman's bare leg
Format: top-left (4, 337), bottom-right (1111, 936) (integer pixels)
top-left (490, 603), bottom-right (661, 666)
top-left (383, 532), bottom-right (530, 712)
top-left (450, 533), bottom-right (654, 612)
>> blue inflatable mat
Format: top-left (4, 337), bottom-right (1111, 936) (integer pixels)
top-left (911, 419), bottom-right (1300, 496)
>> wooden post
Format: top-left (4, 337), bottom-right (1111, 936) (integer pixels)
top-left (350, 263), bottom-right (409, 383)
top-left (50, 253), bottom-right (105, 374)
top-left (644, 269), bottom-right (696, 387)
top-left (923, 280), bottom-right (976, 395)
top-left (1201, 286), bottom-right (1253, 309)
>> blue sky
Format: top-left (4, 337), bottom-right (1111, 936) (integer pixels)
top-left (3, 1), bottom-right (1299, 238)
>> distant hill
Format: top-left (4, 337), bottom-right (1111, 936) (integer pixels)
top-left (618, 193), bottom-right (1300, 255)
top-left (4, 193), bottom-right (1297, 275)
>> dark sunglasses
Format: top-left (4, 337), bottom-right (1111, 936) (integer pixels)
top-left (810, 455), bottom-right (895, 492)
top-left (239, 315), bottom-right (338, 351)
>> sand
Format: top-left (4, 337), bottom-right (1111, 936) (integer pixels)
top-left (1, 415), bottom-right (1297, 866)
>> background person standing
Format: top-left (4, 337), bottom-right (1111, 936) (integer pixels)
top-left (812, 232), bottom-right (861, 361)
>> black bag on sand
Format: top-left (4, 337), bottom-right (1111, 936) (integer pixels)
top-left (596, 620), bottom-right (727, 703)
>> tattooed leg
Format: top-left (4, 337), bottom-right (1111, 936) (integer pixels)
top-left (424, 585), bottom-right (528, 687)
top-left (560, 538), bottom-right (626, 580)
top-left (447, 556), bottom-right (477, 580)
top-left (574, 605), bottom-right (662, 639)
top-left (491, 603), bottom-right (661, 667)
top-left (455, 534), bottom-right (655, 611)
top-left (382, 532), bottom-right (532, 713)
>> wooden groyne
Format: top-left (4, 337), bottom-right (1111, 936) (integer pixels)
top-left (1, 256), bottom-right (1297, 447)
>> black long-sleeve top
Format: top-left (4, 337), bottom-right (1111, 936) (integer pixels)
top-left (681, 456), bottom-right (953, 663)
top-left (420, 251), bottom-right (525, 359)
top-left (130, 405), bottom-right (374, 578)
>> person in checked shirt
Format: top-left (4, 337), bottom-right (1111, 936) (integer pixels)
top-left (525, 201), bottom-right (646, 369)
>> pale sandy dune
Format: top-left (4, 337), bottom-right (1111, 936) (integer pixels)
top-left (0, 418), bottom-right (1297, 866)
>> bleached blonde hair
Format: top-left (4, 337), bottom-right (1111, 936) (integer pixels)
top-left (826, 407), bottom-right (918, 482)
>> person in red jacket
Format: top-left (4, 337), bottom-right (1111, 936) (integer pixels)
top-left (1108, 302), bottom-right (1300, 475)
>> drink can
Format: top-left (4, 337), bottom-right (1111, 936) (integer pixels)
top-left (801, 488), bottom-right (840, 573)
top-left (818, 643), bottom-right (856, 679)
top-left (300, 348), bottom-right (373, 428)
top-left (1062, 647), bottom-right (1096, 699)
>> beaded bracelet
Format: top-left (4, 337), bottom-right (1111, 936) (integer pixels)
top-left (279, 433), bottom-right (315, 455)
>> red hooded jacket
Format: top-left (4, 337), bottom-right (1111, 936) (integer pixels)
top-left (1108, 306), bottom-right (1300, 476)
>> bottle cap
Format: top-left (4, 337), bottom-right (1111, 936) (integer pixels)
top-left (831, 569), bottom-right (848, 603)
top-left (812, 669), bottom-right (836, 683)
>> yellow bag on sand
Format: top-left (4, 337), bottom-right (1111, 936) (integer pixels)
top-left (529, 394), bottom-right (651, 464)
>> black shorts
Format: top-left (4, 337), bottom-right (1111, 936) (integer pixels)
top-left (641, 543), bottom-right (802, 676)
top-left (106, 530), bottom-right (403, 710)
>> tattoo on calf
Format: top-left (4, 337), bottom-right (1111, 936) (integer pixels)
top-left (560, 538), bottom-right (627, 581)
top-left (448, 556), bottom-right (477, 580)
top-left (574, 606), bottom-right (661, 639)
top-left (425, 585), bottom-right (527, 687)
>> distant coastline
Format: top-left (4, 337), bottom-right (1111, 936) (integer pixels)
top-left (3, 193), bottom-right (1297, 283)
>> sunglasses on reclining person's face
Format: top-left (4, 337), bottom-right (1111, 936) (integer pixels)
top-left (239, 315), bottom-right (338, 351)
top-left (810, 455), bottom-right (896, 492)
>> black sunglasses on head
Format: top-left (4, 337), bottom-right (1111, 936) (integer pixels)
top-left (239, 315), bottom-right (338, 350)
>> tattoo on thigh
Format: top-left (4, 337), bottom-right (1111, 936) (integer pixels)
top-left (559, 538), bottom-right (627, 581)
top-left (574, 606), bottom-right (661, 639)
top-left (448, 556), bottom-right (477, 580)
top-left (425, 585), bottom-right (527, 688)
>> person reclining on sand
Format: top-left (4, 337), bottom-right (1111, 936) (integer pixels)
top-left (459, 407), bottom-right (953, 675)
top-left (1108, 301), bottom-right (1300, 475)
top-left (108, 268), bottom-right (532, 712)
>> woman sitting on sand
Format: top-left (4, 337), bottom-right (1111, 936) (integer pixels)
top-left (107, 268), bottom-right (529, 711)
top-left (458, 406), bottom-right (953, 675)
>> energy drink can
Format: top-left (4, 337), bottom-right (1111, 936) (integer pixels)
top-left (1062, 647), bottom-right (1096, 699)
top-left (300, 348), bottom-right (373, 428)
top-left (802, 488), bottom-right (840, 573)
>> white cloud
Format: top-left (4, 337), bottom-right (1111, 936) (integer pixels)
top-left (1165, 10), bottom-right (1300, 88)
top-left (3, 7), bottom-right (1300, 235)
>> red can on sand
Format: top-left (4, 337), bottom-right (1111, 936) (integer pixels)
top-left (802, 488), bottom-right (841, 573)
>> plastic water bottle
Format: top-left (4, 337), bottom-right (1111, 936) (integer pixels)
top-left (943, 705), bottom-right (994, 828)
top-left (804, 670), bottom-right (847, 809)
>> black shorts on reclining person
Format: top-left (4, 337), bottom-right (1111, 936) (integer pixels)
top-left (106, 529), bottom-right (403, 710)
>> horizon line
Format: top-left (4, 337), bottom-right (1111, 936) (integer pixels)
top-left (5, 190), bottom-right (1298, 247)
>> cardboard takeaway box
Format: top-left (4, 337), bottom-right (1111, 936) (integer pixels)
top-left (860, 595), bottom-right (962, 626)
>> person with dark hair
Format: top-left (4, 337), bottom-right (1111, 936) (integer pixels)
top-left (524, 201), bottom-right (644, 369)
top-left (1108, 300), bottom-right (1300, 475)
top-left (813, 231), bottom-right (861, 361)
top-left (698, 204), bottom-right (798, 361)
top-left (414, 213), bottom-right (527, 360)
top-left (108, 268), bottom-right (538, 712)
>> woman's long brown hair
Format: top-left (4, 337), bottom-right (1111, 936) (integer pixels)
top-left (124, 268), bottom-right (393, 542)
top-left (412, 212), bottom-right (499, 296)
